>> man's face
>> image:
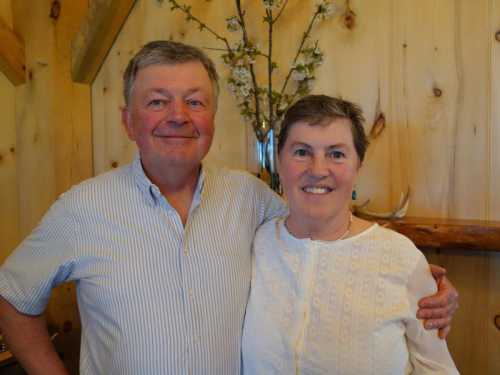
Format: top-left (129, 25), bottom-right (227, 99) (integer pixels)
top-left (122, 62), bottom-right (216, 173)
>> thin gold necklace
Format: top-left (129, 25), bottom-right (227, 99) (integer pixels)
top-left (337, 212), bottom-right (353, 240)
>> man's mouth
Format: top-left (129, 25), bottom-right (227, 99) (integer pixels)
top-left (154, 134), bottom-right (196, 139)
top-left (302, 186), bottom-right (333, 194)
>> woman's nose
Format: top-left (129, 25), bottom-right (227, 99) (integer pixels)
top-left (309, 156), bottom-right (329, 177)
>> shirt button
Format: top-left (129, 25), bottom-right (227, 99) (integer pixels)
top-left (188, 288), bottom-right (193, 297)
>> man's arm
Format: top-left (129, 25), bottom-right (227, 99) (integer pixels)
top-left (417, 264), bottom-right (459, 339)
top-left (0, 297), bottom-right (69, 375)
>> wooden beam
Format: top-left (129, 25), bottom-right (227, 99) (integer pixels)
top-left (378, 217), bottom-right (500, 252)
top-left (71, 0), bottom-right (136, 84)
top-left (0, 15), bottom-right (25, 85)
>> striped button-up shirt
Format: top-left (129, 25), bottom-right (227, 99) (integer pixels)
top-left (0, 156), bottom-right (285, 375)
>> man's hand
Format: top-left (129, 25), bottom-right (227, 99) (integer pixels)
top-left (417, 264), bottom-right (459, 339)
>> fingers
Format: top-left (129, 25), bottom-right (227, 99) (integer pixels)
top-left (429, 263), bottom-right (447, 280)
top-left (417, 298), bottom-right (458, 320)
top-left (438, 325), bottom-right (451, 340)
top-left (419, 276), bottom-right (459, 308)
top-left (422, 315), bottom-right (452, 330)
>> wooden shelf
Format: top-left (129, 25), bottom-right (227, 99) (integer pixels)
top-left (375, 217), bottom-right (500, 252)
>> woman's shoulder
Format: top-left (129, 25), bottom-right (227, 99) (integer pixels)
top-left (356, 222), bottom-right (427, 274)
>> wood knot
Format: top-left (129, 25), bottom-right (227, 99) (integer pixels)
top-left (370, 112), bottom-right (386, 140)
top-left (9, 147), bottom-right (15, 154)
top-left (111, 161), bottom-right (118, 168)
top-left (0, 154), bottom-right (3, 162)
top-left (496, 30), bottom-right (500, 42)
top-left (343, 10), bottom-right (356, 30)
top-left (494, 315), bottom-right (500, 331)
top-left (49, 0), bottom-right (61, 21)
top-left (433, 87), bottom-right (442, 97)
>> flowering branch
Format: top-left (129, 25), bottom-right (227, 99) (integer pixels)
top-left (167, 0), bottom-right (232, 51)
top-left (235, 0), bottom-right (264, 139)
top-left (166, 0), bottom-right (336, 140)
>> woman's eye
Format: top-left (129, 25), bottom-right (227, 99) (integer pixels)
top-left (329, 150), bottom-right (345, 159)
top-left (293, 149), bottom-right (309, 157)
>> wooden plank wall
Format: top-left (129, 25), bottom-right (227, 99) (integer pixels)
top-left (0, 0), bottom-right (498, 373)
top-left (0, 0), bottom-right (92, 371)
top-left (0, 71), bottom-right (18, 265)
top-left (91, 1), bottom-right (500, 374)
top-left (0, 1), bottom-right (18, 263)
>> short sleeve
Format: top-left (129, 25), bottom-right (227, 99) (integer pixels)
top-left (405, 252), bottom-right (460, 374)
top-left (0, 196), bottom-right (77, 315)
top-left (253, 176), bottom-right (287, 225)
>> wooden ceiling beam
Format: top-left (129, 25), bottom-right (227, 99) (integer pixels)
top-left (71, 0), bottom-right (136, 84)
top-left (0, 15), bottom-right (25, 86)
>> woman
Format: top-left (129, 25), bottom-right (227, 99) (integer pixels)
top-left (242, 95), bottom-right (459, 374)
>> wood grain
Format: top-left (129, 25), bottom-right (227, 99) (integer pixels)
top-left (0, 15), bottom-right (25, 85)
top-left (379, 217), bottom-right (500, 252)
top-left (491, 0), bottom-right (500, 221)
top-left (0, 73), bottom-right (19, 264)
top-left (72, 0), bottom-right (137, 83)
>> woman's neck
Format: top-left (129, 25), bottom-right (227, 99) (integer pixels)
top-left (285, 210), bottom-right (352, 241)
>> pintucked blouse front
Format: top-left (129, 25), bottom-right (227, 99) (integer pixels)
top-left (242, 218), bottom-right (458, 375)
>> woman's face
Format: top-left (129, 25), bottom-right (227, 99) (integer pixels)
top-left (278, 118), bottom-right (360, 227)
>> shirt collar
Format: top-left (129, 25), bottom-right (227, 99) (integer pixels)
top-left (131, 154), bottom-right (206, 209)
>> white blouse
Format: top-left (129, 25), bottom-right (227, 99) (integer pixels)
top-left (242, 218), bottom-right (459, 374)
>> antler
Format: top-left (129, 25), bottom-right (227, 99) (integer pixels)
top-left (353, 189), bottom-right (410, 220)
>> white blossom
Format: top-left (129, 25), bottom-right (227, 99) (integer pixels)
top-left (316, 0), bottom-right (337, 20)
top-left (232, 66), bottom-right (252, 83)
top-left (263, 0), bottom-right (283, 10)
top-left (291, 69), bottom-right (307, 82)
top-left (226, 16), bottom-right (240, 32)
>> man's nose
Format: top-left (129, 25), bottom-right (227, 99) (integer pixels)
top-left (169, 99), bottom-right (189, 124)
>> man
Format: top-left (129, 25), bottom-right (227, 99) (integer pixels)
top-left (0, 41), bottom-right (458, 375)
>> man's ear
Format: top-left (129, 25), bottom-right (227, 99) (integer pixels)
top-left (121, 106), bottom-right (135, 141)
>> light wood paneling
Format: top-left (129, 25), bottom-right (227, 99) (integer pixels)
top-left (0, 15), bottom-right (25, 85)
top-left (0, 72), bottom-right (19, 264)
top-left (12, 0), bottom-right (57, 237)
top-left (1, 0), bottom-right (496, 373)
top-left (491, 0), bottom-right (500, 221)
top-left (72, 0), bottom-right (136, 83)
top-left (11, 2), bottom-right (91, 364)
top-left (0, 0), bottom-right (11, 26)
top-left (425, 250), bottom-right (500, 374)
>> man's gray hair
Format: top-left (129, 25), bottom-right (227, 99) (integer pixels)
top-left (123, 40), bottom-right (219, 106)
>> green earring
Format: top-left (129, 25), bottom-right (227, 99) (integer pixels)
top-left (351, 189), bottom-right (357, 200)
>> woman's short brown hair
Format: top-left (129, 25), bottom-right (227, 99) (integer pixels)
top-left (278, 95), bottom-right (369, 163)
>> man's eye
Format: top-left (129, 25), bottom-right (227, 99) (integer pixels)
top-left (187, 99), bottom-right (205, 108)
top-left (148, 99), bottom-right (165, 109)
